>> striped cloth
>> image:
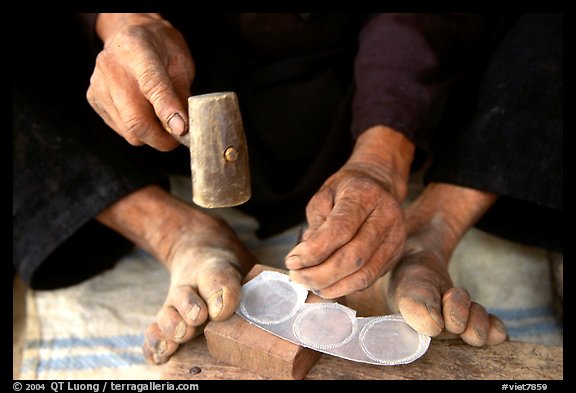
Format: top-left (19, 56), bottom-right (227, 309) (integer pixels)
top-left (18, 178), bottom-right (562, 379)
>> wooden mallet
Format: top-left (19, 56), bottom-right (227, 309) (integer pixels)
top-left (174, 91), bottom-right (251, 208)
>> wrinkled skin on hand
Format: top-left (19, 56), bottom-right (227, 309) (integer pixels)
top-left (285, 125), bottom-right (415, 299)
top-left (87, 13), bottom-right (195, 151)
top-left (285, 165), bottom-right (406, 299)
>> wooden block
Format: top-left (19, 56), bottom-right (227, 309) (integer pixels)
top-left (204, 264), bottom-right (323, 379)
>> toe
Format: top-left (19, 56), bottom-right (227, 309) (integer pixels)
top-left (143, 322), bottom-right (180, 365)
top-left (398, 293), bottom-right (444, 337)
top-left (169, 284), bottom-right (209, 327)
top-left (459, 302), bottom-right (490, 347)
top-left (442, 287), bottom-right (472, 335)
top-left (197, 261), bottom-right (243, 321)
top-left (486, 314), bottom-right (508, 345)
top-left (156, 305), bottom-right (196, 344)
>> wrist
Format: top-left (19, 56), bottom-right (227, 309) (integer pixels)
top-left (95, 13), bottom-right (166, 43)
top-left (346, 125), bottom-right (415, 202)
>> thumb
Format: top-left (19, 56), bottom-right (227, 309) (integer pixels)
top-left (136, 63), bottom-right (189, 137)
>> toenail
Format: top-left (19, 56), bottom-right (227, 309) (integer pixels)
top-left (186, 304), bottom-right (201, 322)
top-left (208, 289), bottom-right (224, 318)
top-left (156, 340), bottom-right (168, 355)
top-left (153, 353), bottom-right (165, 365)
top-left (425, 304), bottom-right (444, 330)
top-left (449, 311), bottom-right (466, 328)
top-left (174, 321), bottom-right (187, 341)
top-left (474, 327), bottom-right (487, 341)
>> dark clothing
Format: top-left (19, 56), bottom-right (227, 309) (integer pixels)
top-left (425, 13), bottom-right (563, 251)
top-left (13, 14), bottom-right (171, 288)
top-left (13, 13), bottom-right (563, 289)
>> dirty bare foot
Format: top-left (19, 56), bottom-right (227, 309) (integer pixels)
top-left (97, 185), bottom-right (256, 364)
top-left (387, 183), bottom-right (508, 346)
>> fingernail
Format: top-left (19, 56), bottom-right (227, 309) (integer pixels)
top-left (208, 289), bottom-right (224, 319)
top-left (186, 304), bottom-right (201, 322)
top-left (167, 113), bottom-right (186, 136)
top-left (285, 255), bottom-right (302, 269)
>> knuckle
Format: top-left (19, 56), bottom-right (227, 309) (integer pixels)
top-left (85, 91), bottom-right (107, 119)
top-left (293, 242), bottom-right (322, 266)
top-left (305, 206), bottom-right (327, 228)
top-left (139, 71), bottom-right (174, 117)
top-left (351, 268), bottom-right (376, 291)
top-left (113, 24), bottom-right (151, 50)
top-left (337, 245), bottom-right (367, 270)
top-left (107, 26), bottom-right (174, 116)
top-left (139, 68), bottom-right (169, 100)
top-left (326, 217), bottom-right (352, 236)
top-left (125, 136), bottom-right (145, 147)
top-left (306, 187), bottom-right (334, 214)
top-left (120, 117), bottom-right (153, 146)
top-left (124, 113), bottom-right (153, 140)
top-left (346, 176), bottom-right (382, 197)
top-left (86, 74), bottom-right (102, 105)
top-left (85, 87), bottom-right (95, 105)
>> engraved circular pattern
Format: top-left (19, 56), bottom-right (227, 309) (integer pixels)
top-left (240, 279), bottom-right (300, 325)
top-left (292, 303), bottom-right (357, 350)
top-left (359, 315), bottom-right (430, 365)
